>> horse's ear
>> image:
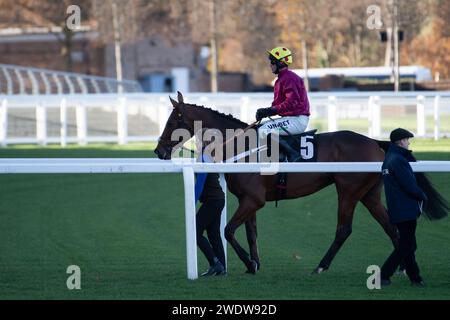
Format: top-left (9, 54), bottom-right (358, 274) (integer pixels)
top-left (177, 91), bottom-right (184, 104)
top-left (169, 96), bottom-right (178, 108)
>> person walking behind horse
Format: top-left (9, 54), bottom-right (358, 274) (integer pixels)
top-left (195, 128), bottom-right (226, 276)
top-left (255, 47), bottom-right (311, 161)
top-left (380, 128), bottom-right (427, 287)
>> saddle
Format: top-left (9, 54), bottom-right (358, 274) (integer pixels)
top-left (272, 129), bottom-right (317, 206)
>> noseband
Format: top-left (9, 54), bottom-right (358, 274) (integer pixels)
top-left (157, 112), bottom-right (188, 158)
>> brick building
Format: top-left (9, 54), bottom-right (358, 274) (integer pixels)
top-left (0, 27), bottom-right (104, 76)
top-left (0, 28), bottom-right (251, 92)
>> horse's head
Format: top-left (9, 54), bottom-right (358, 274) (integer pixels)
top-left (155, 91), bottom-right (249, 160)
top-left (154, 92), bottom-right (192, 160)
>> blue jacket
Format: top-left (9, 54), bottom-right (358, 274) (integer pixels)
top-left (194, 153), bottom-right (224, 203)
top-left (194, 154), bottom-right (208, 203)
top-left (382, 143), bottom-right (428, 224)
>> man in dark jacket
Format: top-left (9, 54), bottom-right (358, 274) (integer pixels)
top-left (380, 128), bottom-right (427, 287)
top-left (194, 128), bottom-right (226, 276)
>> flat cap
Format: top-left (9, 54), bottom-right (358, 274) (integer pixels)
top-left (390, 128), bottom-right (414, 143)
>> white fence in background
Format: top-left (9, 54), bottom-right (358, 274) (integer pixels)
top-left (1, 158), bottom-right (450, 279)
top-left (0, 63), bottom-right (142, 95)
top-left (0, 91), bottom-right (449, 147)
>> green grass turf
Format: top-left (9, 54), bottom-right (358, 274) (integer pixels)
top-left (0, 139), bottom-right (449, 299)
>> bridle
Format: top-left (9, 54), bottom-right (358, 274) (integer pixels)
top-left (157, 111), bottom-right (192, 159)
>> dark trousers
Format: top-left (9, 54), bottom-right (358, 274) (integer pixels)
top-left (381, 219), bottom-right (422, 282)
top-left (196, 199), bottom-right (225, 268)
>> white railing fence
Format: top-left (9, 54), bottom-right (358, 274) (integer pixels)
top-left (0, 91), bottom-right (449, 147)
top-left (1, 158), bottom-right (449, 279)
top-left (0, 63), bottom-right (143, 95)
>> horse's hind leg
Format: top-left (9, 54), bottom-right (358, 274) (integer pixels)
top-left (360, 183), bottom-right (399, 248)
top-left (225, 198), bottom-right (263, 274)
top-left (313, 196), bottom-right (358, 274)
top-left (361, 184), bottom-right (407, 274)
top-left (245, 216), bottom-right (260, 270)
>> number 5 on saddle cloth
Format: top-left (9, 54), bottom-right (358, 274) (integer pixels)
top-left (260, 129), bottom-right (318, 206)
top-left (265, 129), bottom-right (318, 163)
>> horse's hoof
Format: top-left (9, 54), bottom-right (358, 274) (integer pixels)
top-left (245, 260), bottom-right (258, 274)
top-left (311, 267), bottom-right (326, 275)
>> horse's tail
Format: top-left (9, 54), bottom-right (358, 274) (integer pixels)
top-left (409, 152), bottom-right (449, 220)
top-left (374, 139), bottom-right (448, 220)
top-left (415, 172), bottom-right (449, 220)
top-left (374, 139), bottom-right (390, 153)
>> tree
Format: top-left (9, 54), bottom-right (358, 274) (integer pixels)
top-left (0, 0), bottom-right (93, 71)
top-left (2, 0), bottom-right (448, 84)
top-left (402, 0), bottom-right (450, 79)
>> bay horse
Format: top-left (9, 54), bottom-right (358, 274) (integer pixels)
top-left (155, 92), bottom-right (447, 274)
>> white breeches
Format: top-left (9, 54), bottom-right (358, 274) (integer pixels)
top-left (258, 115), bottom-right (309, 137)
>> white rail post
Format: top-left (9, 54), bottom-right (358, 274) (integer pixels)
top-left (183, 166), bottom-right (198, 280)
top-left (416, 95), bottom-right (425, 137)
top-left (28, 70), bottom-right (39, 95)
top-left (2, 67), bottom-right (13, 95)
top-left (65, 75), bottom-right (75, 94)
top-left (219, 173), bottom-right (228, 269)
top-left (36, 102), bottom-right (47, 146)
top-left (327, 96), bottom-right (337, 132)
top-left (76, 101), bottom-right (87, 146)
top-left (117, 96), bottom-right (128, 145)
top-left (0, 99), bottom-right (7, 147)
top-left (433, 96), bottom-right (440, 141)
top-left (369, 96), bottom-right (381, 138)
top-left (53, 74), bottom-right (63, 94)
top-left (41, 72), bottom-right (51, 94)
top-left (91, 78), bottom-right (101, 93)
top-left (60, 98), bottom-right (67, 147)
top-left (15, 69), bottom-right (25, 94)
top-left (77, 76), bottom-right (88, 94)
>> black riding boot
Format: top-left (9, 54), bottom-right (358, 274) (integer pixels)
top-left (278, 138), bottom-right (301, 162)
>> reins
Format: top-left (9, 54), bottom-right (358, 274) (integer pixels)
top-left (178, 121), bottom-right (261, 159)
top-left (220, 120), bottom-right (260, 149)
top-left (178, 116), bottom-right (296, 158)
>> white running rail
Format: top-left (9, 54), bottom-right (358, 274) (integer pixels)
top-left (1, 91), bottom-right (449, 147)
top-left (1, 159), bottom-right (449, 279)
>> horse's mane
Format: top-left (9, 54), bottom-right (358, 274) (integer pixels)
top-left (183, 102), bottom-right (248, 128)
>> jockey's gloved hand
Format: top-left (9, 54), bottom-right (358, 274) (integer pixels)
top-left (256, 107), bottom-right (277, 121)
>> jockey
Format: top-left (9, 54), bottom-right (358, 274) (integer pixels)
top-left (256, 47), bottom-right (311, 161)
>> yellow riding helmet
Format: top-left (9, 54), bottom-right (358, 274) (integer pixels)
top-left (267, 47), bottom-right (293, 65)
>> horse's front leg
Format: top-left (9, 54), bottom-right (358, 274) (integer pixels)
top-left (225, 198), bottom-right (263, 274)
top-left (245, 215), bottom-right (260, 271)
